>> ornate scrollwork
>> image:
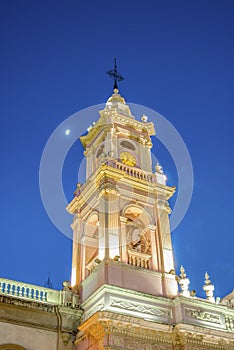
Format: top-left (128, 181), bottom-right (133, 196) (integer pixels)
top-left (225, 315), bottom-right (234, 332)
top-left (185, 308), bottom-right (221, 324)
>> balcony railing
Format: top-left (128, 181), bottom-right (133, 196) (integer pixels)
top-left (0, 277), bottom-right (80, 308)
top-left (127, 249), bottom-right (151, 269)
top-left (104, 159), bottom-right (156, 183)
top-left (0, 277), bottom-right (61, 304)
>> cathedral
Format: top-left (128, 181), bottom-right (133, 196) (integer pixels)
top-left (0, 79), bottom-right (234, 349)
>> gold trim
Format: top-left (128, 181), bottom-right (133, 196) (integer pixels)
top-left (0, 345), bottom-right (27, 350)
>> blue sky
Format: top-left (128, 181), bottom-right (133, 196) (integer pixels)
top-left (0, 0), bottom-right (234, 298)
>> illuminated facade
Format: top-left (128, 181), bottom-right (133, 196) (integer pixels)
top-left (67, 88), bottom-right (177, 298)
top-left (0, 88), bottom-right (234, 350)
top-left (67, 89), bottom-right (234, 349)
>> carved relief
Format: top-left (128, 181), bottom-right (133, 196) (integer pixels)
top-left (88, 323), bottom-right (105, 340)
top-left (225, 315), bottom-right (234, 332)
top-left (61, 332), bottom-right (71, 345)
top-left (126, 219), bottom-right (151, 255)
top-left (109, 334), bottom-right (169, 350)
top-left (0, 295), bottom-right (54, 312)
top-left (82, 303), bottom-right (105, 322)
top-left (185, 308), bottom-right (221, 324)
top-left (110, 298), bottom-right (171, 319)
top-left (109, 334), bottom-right (125, 348)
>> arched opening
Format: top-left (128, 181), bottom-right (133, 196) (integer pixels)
top-left (0, 345), bottom-right (27, 350)
top-left (123, 205), bottom-right (152, 268)
top-left (120, 140), bottom-right (136, 151)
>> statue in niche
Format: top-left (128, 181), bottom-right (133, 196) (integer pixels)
top-left (130, 228), bottom-right (141, 252)
top-left (126, 219), bottom-right (140, 249)
top-left (140, 231), bottom-right (151, 254)
top-left (126, 219), bottom-right (151, 254)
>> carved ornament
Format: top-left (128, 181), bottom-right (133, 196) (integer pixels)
top-left (110, 298), bottom-right (171, 319)
top-left (185, 308), bottom-right (221, 324)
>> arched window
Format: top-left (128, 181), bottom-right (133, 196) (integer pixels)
top-left (123, 205), bottom-right (152, 255)
top-left (120, 140), bottom-right (136, 151)
top-left (96, 144), bottom-right (104, 158)
top-left (0, 345), bottom-right (27, 350)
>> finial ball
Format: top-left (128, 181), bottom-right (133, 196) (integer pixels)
top-left (141, 114), bottom-right (148, 122)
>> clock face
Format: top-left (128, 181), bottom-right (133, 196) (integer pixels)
top-left (120, 152), bottom-right (136, 167)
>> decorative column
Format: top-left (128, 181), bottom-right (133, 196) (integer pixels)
top-left (158, 199), bottom-right (174, 273)
top-left (149, 225), bottom-right (158, 270)
top-left (105, 128), bottom-right (114, 158)
top-left (84, 148), bottom-right (93, 178)
top-left (120, 217), bottom-right (128, 263)
top-left (80, 236), bottom-right (86, 281)
top-left (71, 214), bottom-right (82, 286)
top-left (98, 182), bottom-right (120, 260)
top-left (139, 134), bottom-right (153, 172)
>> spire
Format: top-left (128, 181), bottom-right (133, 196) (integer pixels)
top-left (178, 265), bottom-right (190, 297)
top-left (203, 271), bottom-right (215, 303)
top-left (106, 58), bottom-right (125, 91)
top-left (44, 272), bottom-right (53, 289)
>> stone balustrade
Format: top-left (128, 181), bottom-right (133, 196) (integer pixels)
top-left (0, 277), bottom-right (61, 304)
top-left (74, 159), bottom-right (157, 200)
top-left (104, 159), bottom-right (156, 183)
top-left (127, 249), bottom-right (151, 269)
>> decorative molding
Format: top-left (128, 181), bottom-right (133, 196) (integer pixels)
top-left (82, 302), bottom-right (105, 322)
top-left (0, 346), bottom-right (27, 350)
top-left (109, 334), bottom-right (167, 350)
top-left (185, 308), bottom-right (221, 324)
top-left (225, 315), bottom-right (234, 332)
top-left (88, 323), bottom-right (105, 340)
top-left (77, 311), bottom-right (234, 349)
top-left (110, 297), bottom-right (171, 319)
top-left (0, 294), bottom-right (54, 312)
top-left (61, 332), bottom-right (71, 345)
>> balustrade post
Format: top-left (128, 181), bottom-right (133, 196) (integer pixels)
top-left (4, 283), bottom-right (9, 294)
top-left (18, 285), bottom-right (23, 297)
top-left (9, 283), bottom-right (14, 295)
top-left (0, 278), bottom-right (62, 306)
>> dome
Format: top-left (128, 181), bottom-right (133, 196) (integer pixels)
top-left (105, 88), bottom-right (133, 118)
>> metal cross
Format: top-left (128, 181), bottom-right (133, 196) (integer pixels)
top-left (106, 58), bottom-right (125, 90)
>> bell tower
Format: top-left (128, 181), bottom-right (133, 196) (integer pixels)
top-left (67, 87), bottom-right (177, 301)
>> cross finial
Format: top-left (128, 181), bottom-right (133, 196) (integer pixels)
top-left (106, 58), bottom-right (125, 91)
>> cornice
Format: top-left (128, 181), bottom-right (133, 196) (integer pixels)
top-left (0, 295), bottom-right (83, 333)
top-left (173, 295), bottom-right (234, 315)
top-left (76, 311), bottom-right (234, 349)
top-left (67, 162), bottom-right (175, 214)
top-left (0, 294), bottom-right (54, 312)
